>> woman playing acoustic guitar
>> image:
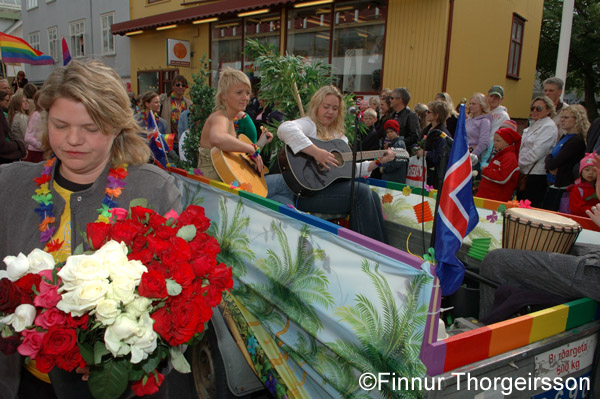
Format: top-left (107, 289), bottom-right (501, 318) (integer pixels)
top-left (198, 67), bottom-right (294, 204)
top-left (278, 85), bottom-right (395, 242)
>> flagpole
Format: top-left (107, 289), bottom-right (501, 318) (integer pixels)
top-left (149, 111), bottom-right (169, 165)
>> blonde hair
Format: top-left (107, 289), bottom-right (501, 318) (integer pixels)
top-left (307, 85), bottom-right (345, 140)
top-left (214, 67), bottom-right (251, 111)
top-left (7, 92), bottom-right (27, 123)
top-left (39, 59), bottom-right (150, 165)
top-left (363, 108), bottom-right (377, 119)
top-left (426, 101), bottom-right (451, 125)
top-left (561, 105), bottom-right (590, 137)
top-left (140, 91), bottom-right (159, 111)
top-left (435, 92), bottom-right (459, 117)
top-left (531, 96), bottom-right (556, 118)
top-left (468, 93), bottom-right (490, 116)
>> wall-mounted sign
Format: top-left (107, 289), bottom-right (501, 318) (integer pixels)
top-left (167, 39), bottom-right (190, 67)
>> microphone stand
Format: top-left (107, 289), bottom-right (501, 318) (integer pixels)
top-left (429, 142), bottom-right (451, 249)
top-left (349, 110), bottom-right (360, 227)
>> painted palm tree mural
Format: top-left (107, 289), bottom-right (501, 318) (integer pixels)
top-left (238, 221), bottom-right (334, 336)
top-left (208, 198), bottom-right (255, 278)
top-left (331, 261), bottom-right (431, 399)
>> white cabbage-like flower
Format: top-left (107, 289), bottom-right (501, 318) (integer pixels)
top-left (58, 254), bottom-right (109, 290)
top-left (27, 248), bottom-right (56, 274)
top-left (107, 277), bottom-right (136, 306)
top-left (125, 296), bottom-right (152, 318)
top-left (95, 298), bottom-right (121, 326)
top-left (0, 304), bottom-right (36, 332)
top-left (57, 280), bottom-right (110, 316)
top-left (1, 253), bottom-right (30, 281)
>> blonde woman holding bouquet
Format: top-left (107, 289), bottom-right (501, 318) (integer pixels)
top-left (0, 60), bottom-right (181, 399)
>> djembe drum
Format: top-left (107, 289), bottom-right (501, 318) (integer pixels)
top-left (502, 208), bottom-right (582, 254)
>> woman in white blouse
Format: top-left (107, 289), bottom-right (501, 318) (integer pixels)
top-left (518, 96), bottom-right (558, 208)
top-left (278, 85), bottom-right (395, 242)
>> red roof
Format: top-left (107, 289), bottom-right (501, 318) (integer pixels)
top-left (112, 0), bottom-right (297, 35)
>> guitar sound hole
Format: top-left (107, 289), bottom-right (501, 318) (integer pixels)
top-left (332, 151), bottom-right (343, 168)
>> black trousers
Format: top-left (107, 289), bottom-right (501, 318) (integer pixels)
top-left (517, 174), bottom-right (547, 208)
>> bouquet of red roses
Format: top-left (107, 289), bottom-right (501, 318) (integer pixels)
top-left (0, 204), bottom-right (232, 399)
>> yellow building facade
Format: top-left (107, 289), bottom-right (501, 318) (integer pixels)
top-left (113, 0), bottom-right (543, 119)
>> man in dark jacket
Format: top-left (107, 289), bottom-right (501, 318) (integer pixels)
top-left (389, 87), bottom-right (420, 148)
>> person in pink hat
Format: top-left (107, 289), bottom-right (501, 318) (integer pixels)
top-left (476, 126), bottom-right (521, 201)
top-left (566, 152), bottom-right (599, 216)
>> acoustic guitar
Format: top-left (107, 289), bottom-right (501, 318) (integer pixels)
top-left (211, 134), bottom-right (268, 197)
top-left (278, 137), bottom-right (410, 196)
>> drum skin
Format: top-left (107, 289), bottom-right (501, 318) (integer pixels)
top-left (502, 208), bottom-right (582, 254)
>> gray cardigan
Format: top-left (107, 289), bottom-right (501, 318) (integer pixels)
top-left (0, 160), bottom-right (182, 261)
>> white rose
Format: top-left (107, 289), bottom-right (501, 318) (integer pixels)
top-left (1, 253), bottom-right (30, 281)
top-left (57, 280), bottom-right (110, 316)
top-left (59, 254), bottom-right (109, 289)
top-left (109, 259), bottom-right (147, 286)
top-left (125, 296), bottom-right (152, 318)
top-left (108, 277), bottom-right (136, 305)
top-left (109, 314), bottom-right (143, 341)
top-left (95, 241), bottom-right (130, 280)
top-left (27, 248), bottom-right (56, 274)
top-left (95, 298), bottom-right (121, 326)
top-left (128, 313), bottom-right (157, 364)
top-left (104, 326), bottom-right (131, 358)
top-left (0, 304), bottom-right (36, 332)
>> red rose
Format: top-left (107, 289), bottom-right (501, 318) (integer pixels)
top-left (87, 222), bottom-right (111, 250)
top-left (40, 327), bottom-right (77, 355)
top-left (201, 284), bottom-right (225, 307)
top-left (138, 270), bottom-right (168, 299)
top-left (170, 262), bottom-right (195, 288)
top-left (65, 314), bottom-right (89, 329)
top-left (0, 335), bottom-right (21, 355)
top-left (14, 273), bottom-right (42, 300)
top-left (110, 219), bottom-right (144, 247)
top-left (190, 255), bottom-right (216, 277)
top-left (0, 278), bottom-right (23, 313)
top-left (154, 224), bottom-right (177, 240)
top-left (189, 234), bottom-right (220, 258)
top-left (55, 345), bottom-right (85, 372)
top-left (160, 237), bottom-right (191, 268)
top-left (148, 213), bottom-right (167, 230)
top-left (128, 248), bottom-right (154, 265)
top-left (131, 371), bottom-right (165, 397)
top-left (178, 205), bottom-right (210, 232)
top-left (146, 235), bottom-right (171, 257)
top-left (131, 234), bottom-right (148, 253)
top-left (131, 206), bottom-right (157, 223)
top-left (150, 306), bottom-right (172, 341)
top-left (35, 353), bottom-right (56, 373)
top-left (209, 263), bottom-right (233, 291)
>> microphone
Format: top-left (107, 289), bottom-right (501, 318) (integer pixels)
top-left (439, 132), bottom-right (478, 165)
top-left (348, 106), bottom-right (357, 115)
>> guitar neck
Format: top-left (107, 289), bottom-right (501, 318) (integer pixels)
top-left (340, 150), bottom-right (387, 162)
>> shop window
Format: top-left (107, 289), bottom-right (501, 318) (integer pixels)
top-left (138, 69), bottom-right (179, 96)
top-left (332, 1), bottom-right (386, 93)
top-left (286, 6), bottom-right (331, 65)
top-left (507, 14), bottom-right (525, 79)
top-left (211, 19), bottom-right (243, 87)
top-left (244, 13), bottom-right (281, 77)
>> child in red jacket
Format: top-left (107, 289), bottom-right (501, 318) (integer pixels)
top-left (476, 127), bottom-right (521, 202)
top-left (567, 153), bottom-right (599, 216)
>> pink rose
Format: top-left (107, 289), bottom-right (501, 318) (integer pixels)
top-left (34, 280), bottom-right (61, 308)
top-left (35, 308), bottom-right (67, 329)
top-left (17, 329), bottom-right (45, 359)
top-left (163, 209), bottom-right (179, 221)
top-left (109, 207), bottom-right (129, 222)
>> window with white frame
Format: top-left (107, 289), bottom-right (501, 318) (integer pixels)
top-left (28, 32), bottom-right (40, 51)
top-left (48, 27), bottom-right (58, 62)
top-left (27, 0), bottom-right (38, 9)
top-left (70, 20), bottom-right (85, 58)
top-left (101, 12), bottom-right (115, 55)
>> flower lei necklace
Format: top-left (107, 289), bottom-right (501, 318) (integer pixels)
top-left (142, 110), bottom-right (159, 129)
top-left (170, 95), bottom-right (187, 125)
top-left (33, 157), bottom-right (128, 253)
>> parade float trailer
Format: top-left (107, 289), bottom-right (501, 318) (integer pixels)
top-left (168, 167), bottom-right (600, 398)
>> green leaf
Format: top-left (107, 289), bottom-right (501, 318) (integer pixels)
top-left (78, 341), bottom-right (94, 365)
top-left (141, 350), bottom-right (163, 374)
top-left (73, 242), bottom-right (85, 255)
top-left (88, 358), bottom-right (130, 399)
top-left (93, 341), bottom-right (110, 365)
top-left (129, 198), bottom-right (148, 209)
top-left (170, 346), bottom-right (191, 373)
top-left (165, 279), bottom-right (182, 296)
top-left (176, 224), bottom-right (197, 242)
top-left (128, 365), bottom-right (145, 382)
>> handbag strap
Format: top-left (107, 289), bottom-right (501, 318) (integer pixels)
top-left (525, 159), bottom-right (540, 177)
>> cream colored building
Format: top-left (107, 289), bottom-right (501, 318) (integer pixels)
top-left (113, 0), bottom-right (544, 119)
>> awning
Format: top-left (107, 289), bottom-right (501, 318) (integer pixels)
top-left (111, 0), bottom-right (297, 35)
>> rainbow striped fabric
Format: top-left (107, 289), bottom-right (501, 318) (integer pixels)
top-left (0, 32), bottom-right (54, 65)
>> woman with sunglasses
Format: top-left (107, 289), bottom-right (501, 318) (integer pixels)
top-left (160, 75), bottom-right (193, 152)
top-left (517, 96), bottom-right (557, 208)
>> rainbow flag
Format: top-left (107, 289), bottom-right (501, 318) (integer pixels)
top-left (0, 32), bottom-right (54, 65)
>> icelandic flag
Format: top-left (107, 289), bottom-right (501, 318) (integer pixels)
top-left (146, 111), bottom-right (170, 168)
top-left (434, 104), bottom-right (479, 296)
top-left (61, 37), bottom-right (71, 66)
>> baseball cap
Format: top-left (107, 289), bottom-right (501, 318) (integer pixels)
top-left (488, 85), bottom-right (505, 98)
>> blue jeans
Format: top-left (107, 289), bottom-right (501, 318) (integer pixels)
top-left (265, 174), bottom-right (295, 205)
